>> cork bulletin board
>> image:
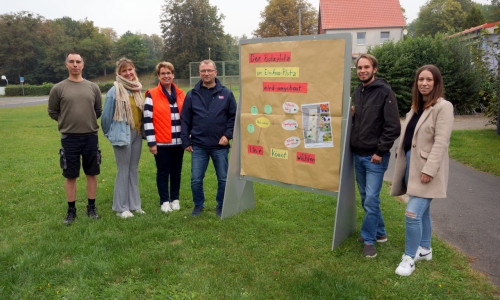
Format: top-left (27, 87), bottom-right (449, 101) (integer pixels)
top-left (239, 38), bottom-right (346, 192)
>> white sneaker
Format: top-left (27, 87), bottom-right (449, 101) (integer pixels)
top-left (134, 209), bottom-right (146, 214)
top-left (116, 210), bottom-right (134, 218)
top-left (395, 255), bottom-right (415, 276)
top-left (414, 246), bottom-right (432, 262)
top-left (171, 200), bottom-right (180, 210)
top-left (161, 202), bottom-right (173, 213)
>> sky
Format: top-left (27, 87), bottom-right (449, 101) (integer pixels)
top-left (0, 0), bottom-right (493, 38)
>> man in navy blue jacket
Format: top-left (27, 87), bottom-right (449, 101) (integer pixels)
top-left (181, 59), bottom-right (237, 217)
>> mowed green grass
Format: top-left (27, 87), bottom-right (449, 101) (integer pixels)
top-left (449, 129), bottom-right (500, 176)
top-left (0, 103), bottom-right (498, 299)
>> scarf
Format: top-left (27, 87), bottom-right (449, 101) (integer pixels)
top-left (113, 74), bottom-right (145, 129)
top-left (161, 84), bottom-right (177, 105)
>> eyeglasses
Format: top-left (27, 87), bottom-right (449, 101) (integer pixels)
top-left (67, 60), bottom-right (82, 64)
top-left (199, 69), bottom-right (215, 74)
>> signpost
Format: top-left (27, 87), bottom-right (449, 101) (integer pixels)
top-left (20, 76), bottom-right (24, 96)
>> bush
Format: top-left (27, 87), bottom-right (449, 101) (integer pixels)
top-left (5, 83), bottom-right (54, 96)
top-left (352, 35), bottom-right (488, 116)
top-left (96, 81), bottom-right (114, 93)
top-left (4, 81), bottom-right (115, 96)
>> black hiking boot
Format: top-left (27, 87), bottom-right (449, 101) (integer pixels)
top-left (63, 207), bottom-right (76, 225)
top-left (87, 205), bottom-right (100, 219)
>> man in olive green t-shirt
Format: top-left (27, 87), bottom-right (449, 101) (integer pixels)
top-left (48, 52), bottom-right (102, 225)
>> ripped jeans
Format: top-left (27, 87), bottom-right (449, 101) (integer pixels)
top-left (405, 151), bottom-right (432, 258)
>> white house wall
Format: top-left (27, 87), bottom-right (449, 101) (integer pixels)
top-left (324, 27), bottom-right (404, 56)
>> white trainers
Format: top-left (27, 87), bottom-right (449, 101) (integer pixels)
top-left (161, 202), bottom-right (173, 213)
top-left (134, 209), bottom-right (146, 214)
top-left (116, 210), bottom-right (134, 218)
top-left (171, 200), bottom-right (180, 211)
top-left (414, 246), bottom-right (432, 262)
top-left (395, 255), bottom-right (415, 276)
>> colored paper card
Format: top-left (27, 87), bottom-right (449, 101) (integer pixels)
top-left (271, 148), bottom-right (288, 159)
top-left (262, 82), bottom-right (307, 93)
top-left (248, 144), bottom-right (264, 155)
top-left (249, 52), bottom-right (292, 63)
top-left (296, 152), bottom-right (316, 164)
top-left (256, 67), bottom-right (299, 78)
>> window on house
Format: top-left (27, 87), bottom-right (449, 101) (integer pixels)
top-left (380, 31), bottom-right (390, 43)
top-left (357, 32), bottom-right (366, 45)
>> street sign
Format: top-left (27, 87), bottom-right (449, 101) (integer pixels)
top-left (20, 77), bottom-right (24, 83)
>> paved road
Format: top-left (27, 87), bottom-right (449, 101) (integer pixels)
top-left (385, 126), bottom-right (500, 288)
top-left (0, 96), bottom-right (48, 108)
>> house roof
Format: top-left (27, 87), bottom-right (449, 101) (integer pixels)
top-left (319, 0), bottom-right (406, 31)
top-left (448, 22), bottom-right (500, 38)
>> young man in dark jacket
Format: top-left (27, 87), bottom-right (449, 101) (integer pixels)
top-left (351, 54), bottom-right (401, 257)
top-left (181, 59), bottom-right (237, 217)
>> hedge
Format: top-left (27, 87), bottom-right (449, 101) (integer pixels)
top-left (4, 81), bottom-right (115, 96)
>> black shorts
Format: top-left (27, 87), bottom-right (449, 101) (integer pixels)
top-left (60, 134), bottom-right (101, 178)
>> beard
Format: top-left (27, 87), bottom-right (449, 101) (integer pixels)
top-left (360, 72), bottom-right (374, 84)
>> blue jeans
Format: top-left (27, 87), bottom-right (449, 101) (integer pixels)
top-left (191, 145), bottom-right (229, 208)
top-left (404, 151), bottom-right (432, 258)
top-left (354, 153), bottom-right (390, 245)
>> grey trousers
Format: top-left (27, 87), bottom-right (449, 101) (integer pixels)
top-left (112, 129), bottom-right (143, 212)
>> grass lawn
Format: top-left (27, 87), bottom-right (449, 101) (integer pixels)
top-left (449, 129), bottom-right (500, 176)
top-left (0, 103), bottom-right (498, 299)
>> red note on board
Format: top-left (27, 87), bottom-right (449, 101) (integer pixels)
top-left (248, 145), bottom-right (264, 155)
top-left (296, 152), bottom-right (316, 164)
top-left (249, 52), bottom-right (292, 63)
top-left (263, 82), bottom-right (307, 93)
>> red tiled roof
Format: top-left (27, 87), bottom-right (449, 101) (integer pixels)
top-left (319, 0), bottom-right (406, 30)
top-left (448, 22), bottom-right (500, 38)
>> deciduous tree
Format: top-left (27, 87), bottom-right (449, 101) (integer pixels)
top-left (113, 32), bottom-right (148, 73)
top-left (160, 0), bottom-right (228, 78)
top-left (414, 0), bottom-right (466, 36)
top-left (253, 0), bottom-right (317, 38)
top-left (141, 34), bottom-right (164, 71)
top-left (464, 4), bottom-right (486, 28)
top-left (0, 12), bottom-right (48, 84)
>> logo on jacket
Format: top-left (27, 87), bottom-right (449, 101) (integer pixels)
top-left (218, 96), bottom-right (224, 99)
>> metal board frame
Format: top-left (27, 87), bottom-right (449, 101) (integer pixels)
top-left (221, 33), bottom-right (356, 249)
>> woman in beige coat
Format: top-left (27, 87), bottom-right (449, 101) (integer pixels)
top-left (391, 65), bottom-right (454, 276)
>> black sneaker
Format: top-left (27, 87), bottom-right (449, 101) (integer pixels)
top-left (363, 244), bottom-right (377, 258)
top-left (63, 207), bottom-right (76, 225)
top-left (216, 205), bottom-right (223, 217)
top-left (191, 205), bottom-right (204, 216)
top-left (87, 205), bottom-right (100, 219)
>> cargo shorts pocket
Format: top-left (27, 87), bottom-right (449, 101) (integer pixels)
top-left (97, 148), bottom-right (102, 165)
top-left (59, 148), bottom-right (67, 170)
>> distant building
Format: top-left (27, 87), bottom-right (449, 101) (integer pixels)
top-left (449, 22), bottom-right (500, 72)
top-left (318, 0), bottom-right (406, 61)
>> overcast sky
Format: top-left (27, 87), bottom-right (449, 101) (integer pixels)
top-left (0, 0), bottom-right (493, 38)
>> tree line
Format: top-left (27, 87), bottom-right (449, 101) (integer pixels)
top-left (0, 12), bottom-right (164, 85)
top-left (407, 0), bottom-right (500, 37)
top-left (0, 0), bottom-right (241, 84)
top-left (0, 0), bottom-right (498, 121)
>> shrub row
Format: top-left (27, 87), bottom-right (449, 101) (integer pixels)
top-left (4, 81), bottom-right (114, 96)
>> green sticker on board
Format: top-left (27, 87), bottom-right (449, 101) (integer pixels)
top-left (264, 105), bottom-right (272, 114)
top-left (250, 106), bottom-right (259, 115)
top-left (247, 124), bottom-right (255, 133)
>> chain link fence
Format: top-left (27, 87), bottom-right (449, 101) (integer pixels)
top-left (189, 61), bottom-right (240, 91)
